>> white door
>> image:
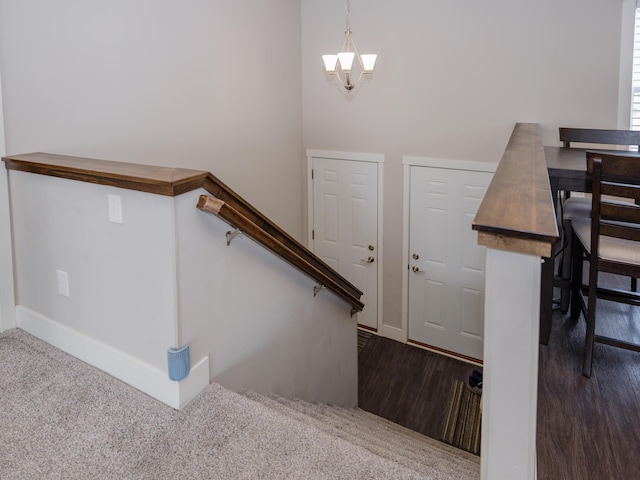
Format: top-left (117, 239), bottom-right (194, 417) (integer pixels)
top-left (312, 157), bottom-right (378, 330)
top-left (408, 165), bottom-right (492, 360)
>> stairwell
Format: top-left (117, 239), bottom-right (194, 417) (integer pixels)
top-left (2, 315), bottom-right (481, 480)
top-left (239, 390), bottom-right (480, 479)
top-left (1, 152), bottom-right (481, 478)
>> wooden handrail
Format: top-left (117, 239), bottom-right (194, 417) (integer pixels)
top-left (197, 195), bottom-right (364, 312)
top-left (202, 173), bottom-right (362, 299)
top-left (472, 123), bottom-right (559, 257)
top-left (2, 152), bottom-right (363, 311)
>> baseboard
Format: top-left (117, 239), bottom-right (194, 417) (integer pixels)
top-left (381, 324), bottom-right (405, 343)
top-left (357, 324), bottom-right (377, 333)
top-left (15, 306), bottom-right (209, 409)
top-left (407, 339), bottom-right (483, 367)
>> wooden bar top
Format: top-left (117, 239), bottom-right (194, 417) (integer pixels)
top-left (3, 152), bottom-right (209, 196)
top-left (473, 123), bottom-right (559, 257)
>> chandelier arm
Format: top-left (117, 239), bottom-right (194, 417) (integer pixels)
top-left (335, 73), bottom-right (347, 88)
top-left (352, 70), bottom-right (364, 89)
top-left (332, 71), bottom-right (357, 91)
top-left (349, 31), bottom-right (360, 58)
top-left (335, 71), bottom-right (350, 89)
top-left (345, 30), bottom-right (363, 90)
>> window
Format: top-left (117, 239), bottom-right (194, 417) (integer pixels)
top-left (631, 7), bottom-right (640, 130)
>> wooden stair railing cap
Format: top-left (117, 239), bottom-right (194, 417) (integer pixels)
top-left (2, 152), bottom-right (209, 196)
top-left (472, 123), bottom-right (559, 258)
top-left (3, 152), bottom-right (363, 312)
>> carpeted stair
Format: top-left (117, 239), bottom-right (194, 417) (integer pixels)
top-left (239, 390), bottom-right (480, 479)
top-left (1, 328), bottom-right (480, 480)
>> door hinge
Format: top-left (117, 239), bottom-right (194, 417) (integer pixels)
top-left (312, 230), bottom-right (315, 240)
top-left (311, 169), bottom-right (314, 179)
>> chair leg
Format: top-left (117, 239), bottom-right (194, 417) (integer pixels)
top-left (582, 254), bottom-right (600, 378)
top-left (582, 293), bottom-right (597, 378)
top-left (559, 219), bottom-right (573, 312)
top-left (570, 233), bottom-right (583, 320)
top-left (582, 318), bottom-right (595, 378)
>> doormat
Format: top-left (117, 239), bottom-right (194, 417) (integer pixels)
top-left (357, 330), bottom-right (373, 354)
top-left (441, 380), bottom-right (482, 456)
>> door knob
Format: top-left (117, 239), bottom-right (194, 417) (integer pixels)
top-left (368, 245), bottom-right (375, 251)
top-left (361, 256), bottom-right (375, 264)
top-left (412, 266), bottom-right (424, 273)
top-left (412, 253), bottom-right (419, 260)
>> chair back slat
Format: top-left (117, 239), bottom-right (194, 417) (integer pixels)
top-left (600, 223), bottom-right (640, 242)
top-left (600, 202), bottom-right (640, 225)
top-left (601, 183), bottom-right (640, 201)
top-left (586, 151), bottom-right (640, 176)
top-left (560, 128), bottom-right (640, 149)
top-left (590, 157), bottom-right (640, 251)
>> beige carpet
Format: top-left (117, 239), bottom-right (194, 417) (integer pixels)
top-left (0, 328), bottom-right (480, 479)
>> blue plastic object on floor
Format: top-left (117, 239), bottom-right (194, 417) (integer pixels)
top-left (167, 346), bottom-right (190, 381)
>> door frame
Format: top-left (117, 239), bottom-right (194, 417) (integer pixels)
top-left (306, 149), bottom-right (384, 332)
top-left (401, 156), bottom-right (497, 356)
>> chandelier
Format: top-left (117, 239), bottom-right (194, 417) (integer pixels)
top-left (322, 0), bottom-right (377, 92)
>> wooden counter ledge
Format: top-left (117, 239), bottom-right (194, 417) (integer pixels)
top-left (472, 123), bottom-right (559, 257)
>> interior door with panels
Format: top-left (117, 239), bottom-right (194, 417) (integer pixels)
top-left (408, 164), bottom-right (493, 360)
top-left (311, 156), bottom-right (379, 330)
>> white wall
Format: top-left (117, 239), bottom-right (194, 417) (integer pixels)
top-left (0, 0), bottom-right (632, 337)
top-left (302, 0), bottom-right (628, 332)
top-left (0, 70), bottom-right (14, 332)
top-left (0, 0), bottom-right (303, 237)
top-left (8, 170), bottom-right (357, 407)
top-left (174, 190), bottom-right (357, 405)
top-left (10, 172), bottom-right (178, 370)
top-left (0, 0), bottom-right (360, 407)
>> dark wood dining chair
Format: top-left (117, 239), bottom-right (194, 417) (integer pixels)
top-left (557, 128), bottom-right (640, 311)
top-left (559, 128), bottom-right (640, 151)
top-left (570, 151), bottom-right (640, 377)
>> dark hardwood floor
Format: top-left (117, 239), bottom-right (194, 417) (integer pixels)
top-left (358, 333), bottom-right (476, 441)
top-left (538, 289), bottom-right (640, 479)
top-left (358, 279), bottom-right (640, 479)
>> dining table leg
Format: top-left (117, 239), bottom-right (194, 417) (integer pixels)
top-left (539, 178), bottom-right (560, 345)
top-left (539, 256), bottom-right (553, 345)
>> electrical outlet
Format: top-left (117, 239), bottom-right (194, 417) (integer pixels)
top-left (56, 270), bottom-right (69, 297)
top-left (108, 194), bottom-right (123, 224)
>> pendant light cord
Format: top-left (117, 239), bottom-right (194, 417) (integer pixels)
top-left (345, 0), bottom-right (351, 32)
